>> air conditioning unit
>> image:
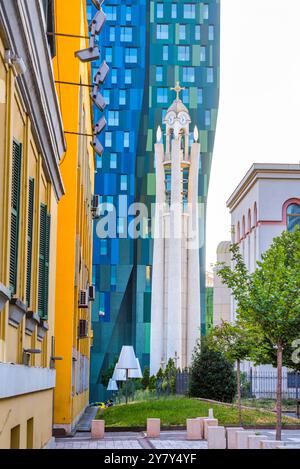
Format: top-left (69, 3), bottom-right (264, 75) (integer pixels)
top-left (78, 319), bottom-right (88, 339)
top-left (91, 195), bottom-right (101, 220)
top-left (78, 290), bottom-right (89, 309)
top-left (89, 285), bottom-right (96, 302)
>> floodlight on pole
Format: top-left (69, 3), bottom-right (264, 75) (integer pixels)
top-left (118, 346), bottom-right (138, 370)
top-left (112, 363), bottom-right (126, 382)
top-left (116, 346), bottom-right (139, 404)
top-left (107, 379), bottom-right (118, 392)
top-left (128, 358), bottom-right (143, 379)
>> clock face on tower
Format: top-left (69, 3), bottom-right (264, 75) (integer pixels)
top-left (179, 113), bottom-right (187, 126)
top-left (167, 113), bottom-right (176, 126)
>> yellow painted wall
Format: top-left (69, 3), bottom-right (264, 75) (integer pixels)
top-left (0, 390), bottom-right (53, 449)
top-left (53, 0), bottom-right (95, 431)
top-left (0, 35), bottom-right (60, 449)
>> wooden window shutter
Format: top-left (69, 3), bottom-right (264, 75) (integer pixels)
top-left (9, 140), bottom-right (22, 294)
top-left (38, 205), bottom-right (51, 319)
top-left (26, 178), bottom-right (35, 307)
top-left (44, 213), bottom-right (51, 319)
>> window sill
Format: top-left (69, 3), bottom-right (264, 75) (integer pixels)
top-left (25, 311), bottom-right (41, 335)
top-left (37, 319), bottom-right (49, 341)
top-left (0, 283), bottom-right (11, 312)
top-left (8, 298), bottom-right (27, 327)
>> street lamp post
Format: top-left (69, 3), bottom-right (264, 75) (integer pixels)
top-left (113, 346), bottom-right (140, 404)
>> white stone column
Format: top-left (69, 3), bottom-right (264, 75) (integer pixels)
top-left (186, 141), bottom-right (201, 365)
top-left (150, 142), bottom-right (165, 376)
top-left (167, 138), bottom-right (182, 368)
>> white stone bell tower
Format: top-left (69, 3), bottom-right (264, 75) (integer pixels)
top-left (150, 83), bottom-right (201, 375)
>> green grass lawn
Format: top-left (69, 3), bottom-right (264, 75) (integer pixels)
top-left (97, 396), bottom-right (298, 428)
top-left (240, 398), bottom-right (298, 412)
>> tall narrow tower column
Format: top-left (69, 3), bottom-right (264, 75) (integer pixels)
top-left (150, 87), bottom-right (201, 375)
top-left (167, 137), bottom-right (182, 367)
top-left (150, 129), bottom-right (166, 375)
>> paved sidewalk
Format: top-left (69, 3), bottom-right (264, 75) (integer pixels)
top-left (54, 429), bottom-right (300, 450)
top-left (55, 430), bottom-right (208, 450)
top-left (76, 406), bottom-right (98, 432)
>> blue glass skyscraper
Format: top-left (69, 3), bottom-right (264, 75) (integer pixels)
top-left (87, 0), bottom-right (220, 402)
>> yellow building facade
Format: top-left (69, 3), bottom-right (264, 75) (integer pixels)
top-left (0, 1), bottom-right (65, 449)
top-left (53, 0), bottom-right (95, 434)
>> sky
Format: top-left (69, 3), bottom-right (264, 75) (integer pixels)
top-left (206, 0), bottom-right (300, 271)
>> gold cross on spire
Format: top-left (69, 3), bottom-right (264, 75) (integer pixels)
top-left (171, 81), bottom-right (185, 100)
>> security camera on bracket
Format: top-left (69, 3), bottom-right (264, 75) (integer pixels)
top-left (90, 117), bottom-right (106, 156)
top-left (94, 62), bottom-right (110, 86)
top-left (93, 116), bottom-right (106, 135)
top-left (75, 10), bottom-right (106, 62)
top-left (91, 137), bottom-right (104, 156)
top-left (91, 0), bottom-right (104, 10)
top-left (91, 88), bottom-right (106, 112)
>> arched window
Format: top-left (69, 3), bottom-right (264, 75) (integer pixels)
top-left (236, 222), bottom-right (240, 243)
top-left (287, 203), bottom-right (300, 232)
top-left (248, 209), bottom-right (251, 233)
top-left (242, 216), bottom-right (245, 238)
top-left (254, 202), bottom-right (257, 226)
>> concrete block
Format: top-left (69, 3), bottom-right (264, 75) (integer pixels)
top-left (260, 440), bottom-right (284, 449)
top-left (226, 427), bottom-right (244, 449)
top-left (204, 418), bottom-right (218, 440)
top-left (91, 420), bottom-right (105, 439)
top-left (207, 426), bottom-right (226, 449)
top-left (236, 430), bottom-right (256, 449)
top-left (147, 418), bottom-right (160, 438)
top-left (277, 445), bottom-right (300, 449)
top-left (196, 417), bottom-right (206, 440)
top-left (187, 419), bottom-right (202, 440)
top-left (247, 435), bottom-right (268, 449)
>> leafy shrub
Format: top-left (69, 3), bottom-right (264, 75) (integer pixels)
top-left (189, 340), bottom-right (236, 403)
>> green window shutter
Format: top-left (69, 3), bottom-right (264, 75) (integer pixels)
top-left (38, 205), bottom-right (46, 318)
top-left (38, 204), bottom-right (51, 320)
top-left (44, 214), bottom-right (51, 320)
top-left (9, 140), bottom-right (22, 294)
top-left (26, 178), bottom-right (35, 307)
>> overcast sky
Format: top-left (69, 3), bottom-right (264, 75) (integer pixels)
top-left (206, 0), bottom-right (300, 270)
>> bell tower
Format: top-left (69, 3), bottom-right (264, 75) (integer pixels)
top-left (150, 83), bottom-right (201, 375)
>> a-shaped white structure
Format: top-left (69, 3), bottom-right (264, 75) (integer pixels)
top-left (150, 88), bottom-right (201, 375)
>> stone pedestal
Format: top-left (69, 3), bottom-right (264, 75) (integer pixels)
top-left (91, 420), bottom-right (105, 439)
top-left (236, 431), bottom-right (256, 449)
top-left (207, 426), bottom-right (226, 449)
top-left (260, 440), bottom-right (283, 449)
top-left (226, 427), bottom-right (244, 449)
top-left (196, 418), bottom-right (206, 440)
top-left (147, 419), bottom-right (161, 438)
top-left (186, 419), bottom-right (202, 440)
top-left (248, 435), bottom-right (268, 449)
top-left (277, 445), bottom-right (300, 449)
top-left (204, 418), bottom-right (218, 440)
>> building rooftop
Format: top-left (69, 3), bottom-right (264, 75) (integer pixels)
top-left (227, 163), bottom-right (300, 211)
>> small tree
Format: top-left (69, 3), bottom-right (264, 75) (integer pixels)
top-left (141, 366), bottom-right (150, 390)
top-left (189, 339), bottom-right (236, 403)
top-left (207, 321), bottom-right (257, 424)
top-left (100, 358), bottom-right (118, 389)
top-left (164, 358), bottom-right (177, 394)
top-left (218, 230), bottom-right (300, 440)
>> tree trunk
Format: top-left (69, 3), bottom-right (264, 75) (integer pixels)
top-left (276, 344), bottom-right (283, 441)
top-left (237, 360), bottom-right (242, 425)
